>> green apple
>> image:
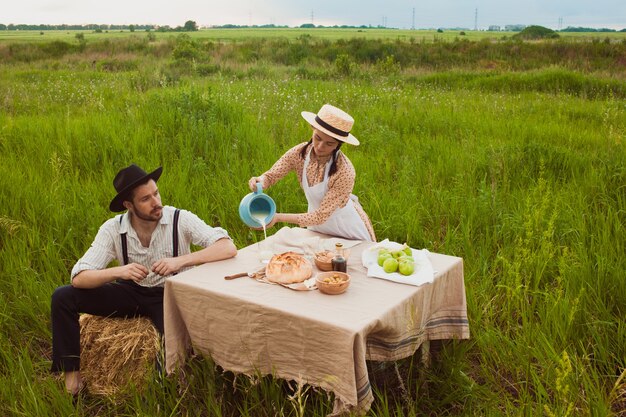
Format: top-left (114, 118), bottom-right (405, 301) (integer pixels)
top-left (378, 252), bottom-right (393, 266)
top-left (398, 255), bottom-right (414, 263)
top-left (391, 250), bottom-right (405, 259)
top-left (383, 258), bottom-right (399, 273)
top-left (402, 244), bottom-right (412, 256)
top-left (378, 248), bottom-right (390, 255)
top-left (399, 261), bottom-right (415, 276)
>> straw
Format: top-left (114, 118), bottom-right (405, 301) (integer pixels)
top-left (79, 314), bottom-right (161, 395)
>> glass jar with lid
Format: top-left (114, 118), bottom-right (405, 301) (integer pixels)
top-left (331, 243), bottom-right (347, 272)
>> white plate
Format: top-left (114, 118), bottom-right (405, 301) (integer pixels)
top-left (361, 239), bottom-right (435, 286)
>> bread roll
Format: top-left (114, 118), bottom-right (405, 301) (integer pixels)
top-left (265, 251), bottom-right (313, 284)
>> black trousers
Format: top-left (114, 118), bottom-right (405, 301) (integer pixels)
top-left (50, 280), bottom-right (164, 373)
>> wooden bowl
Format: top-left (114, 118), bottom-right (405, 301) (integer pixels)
top-left (314, 249), bottom-right (352, 271)
top-left (314, 258), bottom-right (333, 271)
top-left (314, 250), bottom-right (334, 271)
top-left (316, 271), bottom-right (351, 295)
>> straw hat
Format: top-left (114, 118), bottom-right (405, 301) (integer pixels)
top-left (301, 104), bottom-right (360, 146)
top-left (109, 164), bottom-right (163, 212)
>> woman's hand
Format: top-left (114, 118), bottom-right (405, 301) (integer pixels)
top-left (250, 213), bottom-right (280, 230)
top-left (248, 176), bottom-right (264, 192)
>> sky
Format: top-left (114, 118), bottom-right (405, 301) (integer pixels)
top-left (1, 0), bottom-right (625, 30)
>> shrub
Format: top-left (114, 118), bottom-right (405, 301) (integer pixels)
top-left (514, 25), bottom-right (560, 40)
top-left (284, 42), bottom-right (311, 65)
top-left (75, 32), bottom-right (87, 51)
top-left (334, 53), bottom-right (354, 76)
top-left (171, 34), bottom-right (200, 62)
top-left (39, 41), bottom-right (74, 58)
top-left (376, 54), bottom-right (401, 75)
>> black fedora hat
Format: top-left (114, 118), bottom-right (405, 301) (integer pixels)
top-left (109, 164), bottom-right (163, 212)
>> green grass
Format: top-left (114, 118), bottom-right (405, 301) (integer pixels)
top-left (2, 27), bottom-right (626, 43)
top-left (0, 33), bottom-right (625, 416)
top-left (2, 33), bottom-right (624, 77)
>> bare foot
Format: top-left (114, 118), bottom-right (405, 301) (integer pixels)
top-left (65, 371), bottom-right (84, 396)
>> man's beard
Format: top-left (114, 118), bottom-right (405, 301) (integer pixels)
top-left (132, 205), bottom-right (163, 222)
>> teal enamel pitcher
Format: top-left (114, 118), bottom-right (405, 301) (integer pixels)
top-left (239, 183), bottom-right (276, 228)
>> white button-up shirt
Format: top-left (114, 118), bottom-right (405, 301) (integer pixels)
top-left (71, 206), bottom-right (231, 287)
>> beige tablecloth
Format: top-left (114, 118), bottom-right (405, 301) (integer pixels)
top-left (164, 227), bottom-right (469, 415)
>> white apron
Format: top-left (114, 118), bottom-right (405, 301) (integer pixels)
top-left (302, 148), bottom-right (372, 241)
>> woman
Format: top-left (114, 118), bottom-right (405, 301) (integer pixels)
top-left (247, 104), bottom-right (376, 242)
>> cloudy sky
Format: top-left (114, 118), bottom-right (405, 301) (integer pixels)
top-left (2, 0), bottom-right (625, 30)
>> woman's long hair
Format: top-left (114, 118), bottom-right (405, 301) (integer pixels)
top-left (299, 139), bottom-right (343, 177)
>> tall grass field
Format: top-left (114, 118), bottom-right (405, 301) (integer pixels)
top-left (1, 29), bottom-right (625, 416)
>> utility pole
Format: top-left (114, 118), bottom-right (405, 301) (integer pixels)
top-left (412, 8), bottom-right (415, 30)
top-left (311, 10), bottom-right (314, 26)
top-left (474, 8), bottom-right (478, 31)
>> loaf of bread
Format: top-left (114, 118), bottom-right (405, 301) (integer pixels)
top-left (265, 251), bottom-right (313, 284)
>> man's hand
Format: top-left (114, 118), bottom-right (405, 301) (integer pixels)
top-left (151, 257), bottom-right (183, 277)
top-left (72, 263), bottom-right (149, 288)
top-left (118, 263), bottom-right (150, 283)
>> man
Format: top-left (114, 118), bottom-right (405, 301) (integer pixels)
top-left (51, 163), bottom-right (237, 396)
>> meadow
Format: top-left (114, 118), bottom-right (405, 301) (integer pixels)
top-left (2, 27), bottom-right (626, 43)
top-left (0, 29), bottom-right (625, 416)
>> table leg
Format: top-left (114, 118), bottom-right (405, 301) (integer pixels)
top-left (420, 339), bottom-right (431, 368)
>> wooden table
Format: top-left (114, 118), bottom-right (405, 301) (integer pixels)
top-left (164, 227), bottom-right (469, 415)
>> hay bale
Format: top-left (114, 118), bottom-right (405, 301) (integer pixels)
top-left (612, 368), bottom-right (626, 416)
top-left (79, 314), bottom-right (161, 395)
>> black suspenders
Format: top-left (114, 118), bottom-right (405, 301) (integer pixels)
top-left (119, 208), bottom-right (180, 266)
top-left (172, 208), bottom-right (180, 258)
top-left (120, 217), bottom-right (129, 265)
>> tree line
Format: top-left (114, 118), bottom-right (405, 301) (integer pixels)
top-left (0, 21), bottom-right (199, 32)
top-left (1, 22), bottom-right (623, 32)
top-left (214, 23), bottom-right (375, 29)
top-left (561, 26), bottom-right (626, 32)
